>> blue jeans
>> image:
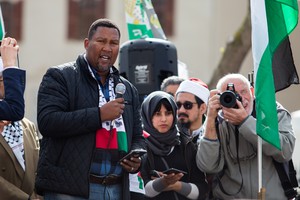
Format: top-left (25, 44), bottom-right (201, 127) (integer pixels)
top-left (44, 183), bottom-right (122, 200)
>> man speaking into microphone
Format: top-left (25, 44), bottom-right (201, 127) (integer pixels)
top-left (35, 19), bottom-right (145, 200)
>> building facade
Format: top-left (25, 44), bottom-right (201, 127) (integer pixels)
top-left (1, 0), bottom-right (299, 125)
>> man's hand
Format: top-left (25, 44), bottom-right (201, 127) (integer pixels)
top-left (120, 156), bottom-right (141, 173)
top-left (222, 100), bottom-right (249, 125)
top-left (0, 37), bottom-right (19, 67)
top-left (207, 89), bottom-right (221, 119)
top-left (203, 89), bottom-right (221, 140)
top-left (100, 98), bottom-right (125, 122)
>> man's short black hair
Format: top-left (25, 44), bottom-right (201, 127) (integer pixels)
top-left (87, 18), bottom-right (121, 40)
top-left (195, 95), bottom-right (204, 108)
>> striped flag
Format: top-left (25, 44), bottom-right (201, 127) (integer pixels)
top-left (124, 0), bottom-right (166, 40)
top-left (141, 0), bottom-right (166, 39)
top-left (95, 128), bottom-right (128, 152)
top-left (0, 5), bottom-right (5, 40)
top-left (251, 0), bottom-right (299, 149)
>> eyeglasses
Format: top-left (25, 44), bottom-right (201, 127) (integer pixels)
top-left (176, 101), bottom-right (197, 110)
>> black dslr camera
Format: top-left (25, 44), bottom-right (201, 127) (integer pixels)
top-left (219, 83), bottom-right (242, 108)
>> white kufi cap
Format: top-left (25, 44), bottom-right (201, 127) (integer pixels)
top-left (176, 78), bottom-right (210, 105)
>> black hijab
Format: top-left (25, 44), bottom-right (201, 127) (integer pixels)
top-left (141, 91), bottom-right (180, 156)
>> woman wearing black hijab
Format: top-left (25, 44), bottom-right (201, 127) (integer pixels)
top-left (140, 91), bottom-right (209, 200)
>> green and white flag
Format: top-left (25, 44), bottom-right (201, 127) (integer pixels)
top-left (124, 0), bottom-right (166, 40)
top-left (123, 0), bottom-right (188, 78)
top-left (142, 0), bottom-right (166, 40)
top-left (251, 0), bottom-right (299, 149)
top-left (0, 5), bottom-right (5, 40)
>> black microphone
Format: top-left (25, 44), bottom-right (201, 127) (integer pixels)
top-left (115, 83), bottom-right (126, 99)
top-left (111, 83), bottom-right (126, 129)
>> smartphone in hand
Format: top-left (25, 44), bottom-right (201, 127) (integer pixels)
top-left (119, 149), bottom-right (147, 162)
top-left (163, 168), bottom-right (187, 175)
top-left (150, 170), bottom-right (161, 178)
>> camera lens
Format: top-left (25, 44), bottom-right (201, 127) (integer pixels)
top-left (220, 91), bottom-right (237, 108)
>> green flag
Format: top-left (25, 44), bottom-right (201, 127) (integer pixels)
top-left (251, 0), bottom-right (299, 149)
top-left (0, 5), bottom-right (5, 40)
top-left (124, 0), bottom-right (153, 39)
top-left (124, 0), bottom-right (166, 40)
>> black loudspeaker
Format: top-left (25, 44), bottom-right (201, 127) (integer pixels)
top-left (119, 38), bottom-right (178, 103)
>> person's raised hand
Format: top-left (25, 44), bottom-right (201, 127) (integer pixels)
top-left (0, 37), bottom-right (19, 68)
top-left (222, 100), bottom-right (249, 125)
top-left (207, 89), bottom-right (221, 119)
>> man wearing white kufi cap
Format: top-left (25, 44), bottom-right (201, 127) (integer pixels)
top-left (175, 77), bottom-right (210, 144)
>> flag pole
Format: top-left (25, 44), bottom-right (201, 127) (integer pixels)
top-left (257, 137), bottom-right (265, 200)
top-left (258, 137), bottom-right (262, 190)
top-left (248, 71), bottom-right (265, 200)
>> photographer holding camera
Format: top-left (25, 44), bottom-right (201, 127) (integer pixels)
top-left (196, 73), bottom-right (295, 199)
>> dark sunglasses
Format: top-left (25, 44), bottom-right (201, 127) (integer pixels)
top-left (176, 101), bottom-right (197, 110)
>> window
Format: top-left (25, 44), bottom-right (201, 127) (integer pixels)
top-left (0, 1), bottom-right (23, 40)
top-left (152, 0), bottom-right (174, 36)
top-left (68, 0), bottom-right (106, 40)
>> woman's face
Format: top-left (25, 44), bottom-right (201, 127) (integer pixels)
top-left (152, 104), bottom-right (174, 134)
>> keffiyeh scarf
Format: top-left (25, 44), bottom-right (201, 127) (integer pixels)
top-left (88, 66), bottom-right (128, 153)
top-left (2, 121), bottom-right (25, 170)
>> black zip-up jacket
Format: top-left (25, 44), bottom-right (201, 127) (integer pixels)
top-left (35, 54), bottom-right (145, 199)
